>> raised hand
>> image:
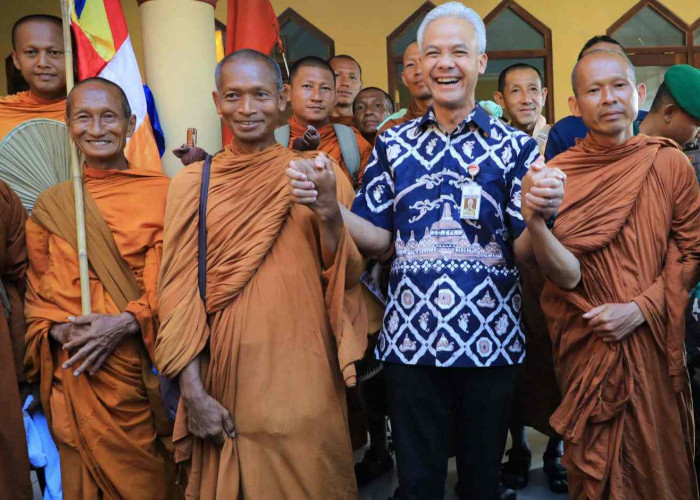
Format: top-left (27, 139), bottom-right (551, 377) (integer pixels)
top-left (286, 154), bottom-right (340, 222)
top-left (522, 155), bottom-right (566, 222)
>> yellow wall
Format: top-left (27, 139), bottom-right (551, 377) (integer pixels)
top-left (216, 0), bottom-right (700, 121)
top-left (2, 0), bottom-right (700, 120)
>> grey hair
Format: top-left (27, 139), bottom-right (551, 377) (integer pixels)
top-left (416, 2), bottom-right (486, 55)
top-left (571, 48), bottom-right (636, 96)
top-left (214, 49), bottom-right (284, 92)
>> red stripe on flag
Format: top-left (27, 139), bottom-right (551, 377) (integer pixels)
top-left (226, 0), bottom-right (280, 55)
top-left (104, 0), bottom-right (129, 50)
top-left (72, 24), bottom-right (107, 79)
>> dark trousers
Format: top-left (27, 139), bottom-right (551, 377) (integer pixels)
top-left (385, 362), bottom-right (518, 500)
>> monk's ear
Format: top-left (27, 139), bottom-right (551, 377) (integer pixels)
top-left (568, 95), bottom-right (581, 117)
top-left (212, 91), bottom-right (222, 117)
top-left (11, 50), bottom-right (20, 71)
top-left (493, 91), bottom-right (505, 109)
top-left (636, 83), bottom-right (647, 109)
top-left (277, 85), bottom-right (289, 113)
top-left (126, 114), bottom-right (136, 138)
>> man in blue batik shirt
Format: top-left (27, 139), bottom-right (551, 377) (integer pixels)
top-left (286, 3), bottom-right (565, 498)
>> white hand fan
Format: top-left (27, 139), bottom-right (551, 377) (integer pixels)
top-left (0, 118), bottom-right (71, 213)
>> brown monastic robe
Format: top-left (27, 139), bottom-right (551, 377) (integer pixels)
top-left (378, 99), bottom-right (427, 134)
top-left (0, 180), bottom-right (32, 499)
top-left (155, 143), bottom-right (367, 499)
top-left (540, 135), bottom-right (700, 499)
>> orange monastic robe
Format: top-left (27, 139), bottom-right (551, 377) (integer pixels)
top-left (24, 167), bottom-right (176, 499)
top-left (0, 91), bottom-right (66, 141)
top-left (156, 143), bottom-right (367, 499)
top-left (289, 116), bottom-right (373, 186)
top-left (378, 99), bottom-right (427, 134)
top-left (331, 115), bottom-right (355, 127)
top-left (542, 135), bottom-right (700, 499)
top-left (0, 180), bottom-right (32, 499)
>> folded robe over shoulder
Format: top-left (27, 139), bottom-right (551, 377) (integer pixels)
top-left (156, 142), bottom-right (367, 499)
top-left (541, 135), bottom-right (700, 499)
top-left (0, 91), bottom-right (66, 141)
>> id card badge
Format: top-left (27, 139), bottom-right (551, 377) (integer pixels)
top-left (460, 183), bottom-right (482, 220)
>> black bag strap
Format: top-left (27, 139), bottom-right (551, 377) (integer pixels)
top-left (198, 154), bottom-right (214, 304)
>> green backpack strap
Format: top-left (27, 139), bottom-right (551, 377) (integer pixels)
top-left (274, 124), bottom-right (291, 147)
top-left (332, 123), bottom-right (361, 185)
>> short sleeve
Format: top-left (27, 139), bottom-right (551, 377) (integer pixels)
top-left (351, 135), bottom-right (395, 233)
top-left (506, 137), bottom-right (539, 241)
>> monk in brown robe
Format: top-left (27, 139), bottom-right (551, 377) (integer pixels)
top-left (0, 180), bottom-right (32, 499)
top-left (1, 15), bottom-right (66, 141)
top-left (378, 41), bottom-right (432, 133)
top-left (329, 54), bottom-right (362, 126)
top-left (155, 49), bottom-right (367, 499)
top-left (288, 56), bottom-right (372, 187)
top-left (24, 78), bottom-right (176, 499)
top-left (522, 49), bottom-right (700, 499)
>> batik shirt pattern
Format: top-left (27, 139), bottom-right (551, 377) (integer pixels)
top-left (352, 106), bottom-right (539, 368)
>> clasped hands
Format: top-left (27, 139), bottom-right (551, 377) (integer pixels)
top-left (521, 155), bottom-right (566, 222)
top-left (49, 312), bottom-right (140, 376)
top-left (285, 154), bottom-right (339, 220)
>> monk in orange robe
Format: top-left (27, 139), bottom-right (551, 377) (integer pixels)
top-left (523, 50), bottom-right (700, 499)
top-left (1, 15), bottom-right (67, 141)
top-left (378, 42), bottom-right (432, 134)
top-left (0, 180), bottom-right (32, 499)
top-left (24, 78), bottom-right (176, 499)
top-left (329, 54), bottom-right (362, 126)
top-left (156, 49), bottom-right (366, 500)
top-left (287, 56), bottom-right (372, 188)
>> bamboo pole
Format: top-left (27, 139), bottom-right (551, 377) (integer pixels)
top-left (61, 0), bottom-right (91, 315)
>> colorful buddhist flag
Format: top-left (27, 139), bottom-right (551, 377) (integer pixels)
top-left (70, 0), bottom-right (162, 171)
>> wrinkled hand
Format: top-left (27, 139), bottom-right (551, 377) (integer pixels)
top-left (183, 391), bottom-right (236, 448)
top-left (583, 302), bottom-right (645, 343)
top-left (62, 312), bottom-right (140, 376)
top-left (49, 322), bottom-right (72, 346)
top-left (521, 155), bottom-right (566, 223)
top-left (286, 154), bottom-right (339, 221)
top-left (172, 144), bottom-right (209, 166)
top-left (19, 382), bottom-right (41, 413)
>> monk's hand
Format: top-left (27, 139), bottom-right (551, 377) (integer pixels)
top-left (172, 144), bottom-right (209, 166)
top-left (583, 302), bottom-right (645, 343)
top-left (182, 391), bottom-right (236, 448)
top-left (49, 322), bottom-right (72, 346)
top-left (523, 155), bottom-right (566, 220)
top-left (287, 155), bottom-right (340, 220)
top-left (62, 312), bottom-right (140, 376)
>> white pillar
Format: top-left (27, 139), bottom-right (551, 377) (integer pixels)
top-left (138, 0), bottom-right (221, 177)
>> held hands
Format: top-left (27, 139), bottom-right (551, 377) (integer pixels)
top-left (172, 144), bottom-right (209, 166)
top-left (583, 302), bottom-right (645, 343)
top-left (521, 155), bottom-right (566, 223)
top-left (286, 154), bottom-right (340, 221)
top-left (57, 312), bottom-right (140, 377)
top-left (182, 391), bottom-right (236, 448)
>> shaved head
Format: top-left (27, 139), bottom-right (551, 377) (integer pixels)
top-left (572, 49), bottom-right (635, 96)
top-left (329, 54), bottom-right (362, 77)
top-left (353, 87), bottom-right (394, 114)
top-left (215, 49), bottom-right (283, 92)
top-left (66, 77), bottom-right (131, 118)
top-left (11, 14), bottom-right (62, 49)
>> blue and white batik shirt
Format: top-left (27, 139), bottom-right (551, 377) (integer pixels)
top-left (352, 105), bottom-right (539, 368)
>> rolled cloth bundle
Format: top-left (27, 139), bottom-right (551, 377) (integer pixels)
top-left (292, 125), bottom-right (321, 151)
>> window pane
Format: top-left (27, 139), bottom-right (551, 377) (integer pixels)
top-left (279, 18), bottom-right (332, 62)
top-left (486, 8), bottom-right (544, 51)
top-left (695, 26), bottom-right (700, 45)
top-left (637, 65), bottom-right (669, 111)
top-left (612, 6), bottom-right (685, 47)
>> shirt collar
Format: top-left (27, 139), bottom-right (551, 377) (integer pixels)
top-left (417, 104), bottom-right (493, 136)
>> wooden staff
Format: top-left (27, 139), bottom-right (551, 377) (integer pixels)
top-left (61, 0), bottom-right (91, 314)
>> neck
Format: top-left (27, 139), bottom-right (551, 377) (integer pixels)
top-left (637, 113), bottom-right (660, 138)
top-left (332, 103), bottom-right (353, 118)
top-left (294, 114), bottom-right (330, 129)
top-left (233, 135), bottom-right (276, 154)
top-left (86, 153), bottom-right (129, 171)
top-left (362, 131), bottom-right (376, 144)
top-left (29, 88), bottom-right (65, 101)
top-left (433, 97), bottom-right (475, 133)
top-left (514, 119), bottom-right (537, 136)
top-left (588, 125), bottom-right (634, 148)
top-left (413, 97), bottom-right (431, 114)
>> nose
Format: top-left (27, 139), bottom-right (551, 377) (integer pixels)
top-left (600, 86), bottom-right (617, 105)
top-left (436, 52), bottom-right (455, 70)
top-left (37, 50), bottom-right (50, 68)
top-left (310, 87), bottom-right (322, 102)
top-left (241, 94), bottom-right (254, 114)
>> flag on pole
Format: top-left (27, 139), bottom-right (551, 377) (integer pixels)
top-left (70, 0), bottom-right (162, 171)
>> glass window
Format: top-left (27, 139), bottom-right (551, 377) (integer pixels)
top-left (694, 25), bottom-right (700, 45)
top-left (486, 7), bottom-right (544, 51)
top-left (637, 65), bottom-right (669, 111)
top-left (275, 9), bottom-right (333, 65)
top-left (612, 6), bottom-right (685, 47)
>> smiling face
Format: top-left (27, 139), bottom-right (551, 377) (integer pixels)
top-left (353, 89), bottom-right (392, 136)
top-left (330, 57), bottom-right (362, 107)
top-left (420, 17), bottom-right (487, 111)
top-left (290, 65), bottom-right (336, 127)
top-left (402, 42), bottom-right (430, 101)
top-left (213, 57), bottom-right (287, 148)
top-left (11, 19), bottom-right (66, 99)
top-left (570, 52), bottom-right (638, 143)
top-left (495, 67), bottom-right (547, 132)
top-left (67, 82), bottom-right (135, 167)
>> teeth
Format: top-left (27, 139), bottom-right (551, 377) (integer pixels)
top-left (436, 78), bottom-right (458, 84)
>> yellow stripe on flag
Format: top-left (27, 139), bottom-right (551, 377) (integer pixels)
top-left (71, 0), bottom-right (116, 62)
